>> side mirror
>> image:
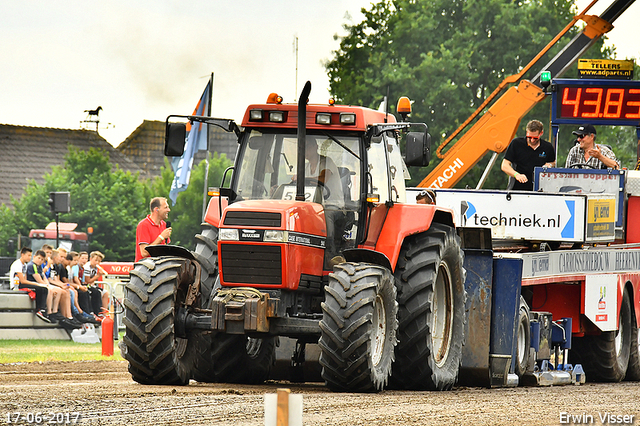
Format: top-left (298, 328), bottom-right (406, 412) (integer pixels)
top-left (405, 131), bottom-right (432, 166)
top-left (165, 123), bottom-right (187, 156)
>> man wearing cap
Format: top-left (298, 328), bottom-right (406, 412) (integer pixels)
top-left (565, 124), bottom-right (619, 169)
top-left (501, 120), bottom-right (556, 191)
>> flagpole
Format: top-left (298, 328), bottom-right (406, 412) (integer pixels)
top-left (202, 72), bottom-right (214, 221)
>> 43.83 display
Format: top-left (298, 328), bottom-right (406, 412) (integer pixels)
top-left (552, 79), bottom-right (640, 125)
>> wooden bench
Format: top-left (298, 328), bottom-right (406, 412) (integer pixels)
top-left (0, 290), bottom-right (70, 340)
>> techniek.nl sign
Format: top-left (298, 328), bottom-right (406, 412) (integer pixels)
top-left (436, 190), bottom-right (586, 242)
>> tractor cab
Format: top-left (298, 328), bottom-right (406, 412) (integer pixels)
top-left (166, 84), bottom-right (431, 274)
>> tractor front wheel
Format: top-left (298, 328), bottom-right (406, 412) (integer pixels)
top-left (123, 257), bottom-right (195, 385)
top-left (319, 262), bottom-right (398, 392)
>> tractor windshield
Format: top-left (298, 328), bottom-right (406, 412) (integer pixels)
top-left (235, 129), bottom-right (362, 208)
top-left (235, 129), bottom-right (363, 257)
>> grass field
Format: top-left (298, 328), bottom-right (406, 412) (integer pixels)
top-left (0, 333), bottom-right (125, 363)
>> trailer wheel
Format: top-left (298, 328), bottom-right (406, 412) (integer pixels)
top-left (209, 334), bottom-right (276, 384)
top-left (572, 288), bottom-right (632, 382)
top-left (123, 257), bottom-right (194, 385)
top-left (191, 223), bottom-right (219, 383)
top-left (391, 223), bottom-right (466, 391)
top-left (319, 262), bottom-right (398, 392)
top-left (515, 297), bottom-right (531, 377)
top-left (625, 297), bottom-right (640, 381)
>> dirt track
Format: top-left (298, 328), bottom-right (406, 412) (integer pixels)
top-left (0, 360), bottom-right (639, 425)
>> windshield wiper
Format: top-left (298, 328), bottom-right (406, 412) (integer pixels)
top-left (321, 132), bottom-right (360, 160)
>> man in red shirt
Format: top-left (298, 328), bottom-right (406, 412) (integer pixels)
top-left (135, 197), bottom-right (172, 261)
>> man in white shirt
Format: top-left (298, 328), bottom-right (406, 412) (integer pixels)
top-left (10, 247), bottom-right (50, 323)
top-left (9, 253), bottom-right (26, 291)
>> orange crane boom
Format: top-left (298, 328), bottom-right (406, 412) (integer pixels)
top-left (418, 0), bottom-right (633, 189)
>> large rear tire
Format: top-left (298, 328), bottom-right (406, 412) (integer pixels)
top-left (391, 223), bottom-right (466, 390)
top-left (123, 257), bottom-right (195, 385)
top-left (625, 292), bottom-right (640, 381)
top-left (515, 296), bottom-right (531, 377)
top-left (191, 223), bottom-right (219, 383)
top-left (319, 262), bottom-right (398, 392)
top-left (572, 288), bottom-right (632, 382)
top-left (209, 334), bottom-right (276, 384)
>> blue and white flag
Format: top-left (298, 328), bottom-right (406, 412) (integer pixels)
top-left (169, 82), bottom-right (211, 204)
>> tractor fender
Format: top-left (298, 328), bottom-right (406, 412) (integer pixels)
top-left (343, 248), bottom-right (392, 271)
top-left (146, 244), bottom-right (196, 261)
top-left (369, 204), bottom-right (455, 271)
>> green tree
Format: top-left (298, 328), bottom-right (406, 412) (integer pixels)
top-left (327, 0), bottom-right (625, 188)
top-left (0, 146), bottom-right (233, 260)
top-left (0, 147), bottom-right (149, 260)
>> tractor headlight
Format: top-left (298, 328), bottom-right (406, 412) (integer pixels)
top-left (339, 113), bottom-right (356, 124)
top-left (264, 230), bottom-right (287, 242)
top-left (249, 109), bottom-right (264, 121)
top-left (269, 111), bottom-right (285, 122)
top-left (219, 228), bottom-right (239, 241)
top-left (316, 113), bottom-right (331, 125)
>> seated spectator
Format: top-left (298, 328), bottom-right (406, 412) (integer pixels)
top-left (26, 249), bottom-right (79, 329)
top-left (49, 250), bottom-right (83, 328)
top-left (416, 189), bottom-right (436, 205)
top-left (47, 250), bottom-right (78, 324)
top-left (41, 244), bottom-right (54, 279)
top-left (83, 251), bottom-right (110, 316)
top-left (10, 247), bottom-right (50, 323)
top-left (73, 251), bottom-right (94, 318)
top-left (565, 124), bottom-right (619, 169)
top-left (62, 251), bottom-right (99, 325)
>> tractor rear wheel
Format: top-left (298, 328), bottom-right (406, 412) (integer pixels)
top-left (319, 262), bottom-right (398, 392)
top-left (626, 318), bottom-right (640, 381)
top-left (191, 223), bottom-right (219, 383)
top-left (391, 223), bottom-right (466, 390)
top-left (572, 288), bottom-right (632, 382)
top-left (209, 334), bottom-right (276, 384)
top-left (515, 297), bottom-right (531, 377)
top-left (123, 257), bottom-right (195, 385)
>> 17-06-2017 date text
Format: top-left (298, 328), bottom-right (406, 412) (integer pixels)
top-left (6, 412), bottom-right (81, 424)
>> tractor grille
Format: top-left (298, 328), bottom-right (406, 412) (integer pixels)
top-left (220, 244), bottom-right (282, 285)
top-left (223, 211), bottom-right (281, 227)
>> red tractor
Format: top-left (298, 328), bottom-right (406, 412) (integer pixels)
top-left (123, 82), bottom-right (466, 391)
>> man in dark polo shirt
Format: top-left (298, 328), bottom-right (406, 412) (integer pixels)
top-left (135, 197), bottom-right (172, 261)
top-left (501, 119), bottom-right (556, 191)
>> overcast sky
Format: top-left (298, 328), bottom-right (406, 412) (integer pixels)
top-left (1, 0), bottom-right (638, 147)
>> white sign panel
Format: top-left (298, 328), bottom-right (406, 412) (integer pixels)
top-left (536, 168), bottom-right (624, 226)
top-left (521, 248), bottom-right (640, 278)
top-left (584, 274), bottom-right (618, 332)
top-left (434, 190), bottom-right (586, 242)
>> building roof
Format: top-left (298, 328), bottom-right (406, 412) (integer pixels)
top-left (0, 124), bottom-right (144, 209)
top-left (116, 120), bottom-right (167, 180)
top-left (116, 120), bottom-right (238, 180)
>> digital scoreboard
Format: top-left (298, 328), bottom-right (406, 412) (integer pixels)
top-left (551, 79), bottom-right (640, 125)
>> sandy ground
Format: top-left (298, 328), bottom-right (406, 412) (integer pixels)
top-left (0, 360), bottom-right (639, 425)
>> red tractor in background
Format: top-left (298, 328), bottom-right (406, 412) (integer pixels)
top-left (123, 82), bottom-right (468, 392)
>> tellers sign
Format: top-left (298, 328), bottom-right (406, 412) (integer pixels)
top-left (552, 79), bottom-right (640, 125)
